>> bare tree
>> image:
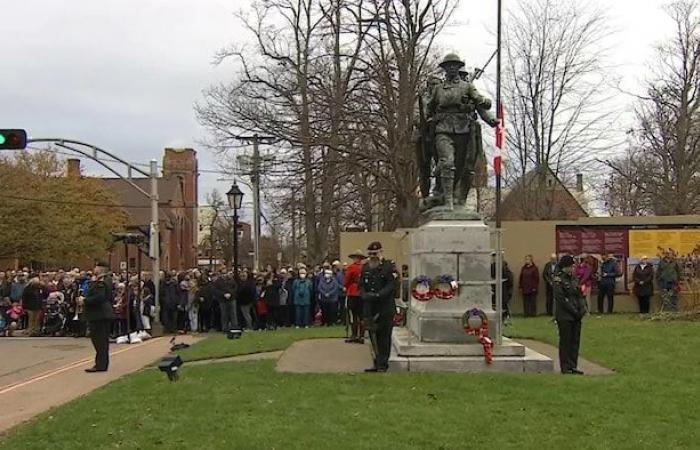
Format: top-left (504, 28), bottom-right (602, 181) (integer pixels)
top-left (605, 0), bottom-right (700, 215)
top-left (502, 0), bottom-right (614, 219)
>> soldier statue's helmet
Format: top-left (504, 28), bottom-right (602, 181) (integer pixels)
top-left (439, 53), bottom-right (465, 69)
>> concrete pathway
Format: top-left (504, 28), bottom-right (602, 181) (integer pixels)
top-left (0, 335), bottom-right (201, 435)
top-left (276, 338), bottom-right (373, 373)
top-left (188, 351), bottom-right (283, 366)
top-left (514, 339), bottom-right (615, 375)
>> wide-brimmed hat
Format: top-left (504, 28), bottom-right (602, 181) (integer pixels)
top-left (348, 249), bottom-right (367, 259)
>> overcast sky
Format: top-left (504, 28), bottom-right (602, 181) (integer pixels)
top-left (1, 0), bottom-right (675, 216)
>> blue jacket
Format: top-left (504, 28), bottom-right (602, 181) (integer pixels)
top-left (10, 281), bottom-right (26, 302)
top-left (599, 259), bottom-right (620, 287)
top-left (292, 279), bottom-right (313, 306)
top-left (318, 277), bottom-right (340, 303)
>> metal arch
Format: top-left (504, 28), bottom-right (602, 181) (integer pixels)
top-left (27, 138), bottom-right (151, 177)
top-left (53, 143), bottom-right (151, 198)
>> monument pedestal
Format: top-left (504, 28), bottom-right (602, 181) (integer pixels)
top-left (389, 219), bottom-right (553, 373)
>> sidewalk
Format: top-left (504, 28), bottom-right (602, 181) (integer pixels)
top-left (0, 335), bottom-right (201, 435)
top-left (514, 339), bottom-right (615, 375)
top-left (276, 338), bottom-right (373, 373)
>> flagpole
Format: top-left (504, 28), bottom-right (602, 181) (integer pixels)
top-left (494, 0), bottom-right (504, 345)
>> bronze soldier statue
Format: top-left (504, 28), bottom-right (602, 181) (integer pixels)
top-left (421, 53), bottom-right (498, 212)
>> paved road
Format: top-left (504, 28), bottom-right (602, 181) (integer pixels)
top-left (0, 335), bottom-right (201, 435)
top-left (0, 338), bottom-right (95, 389)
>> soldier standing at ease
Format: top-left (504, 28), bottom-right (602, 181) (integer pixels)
top-left (359, 241), bottom-right (396, 373)
top-left (553, 255), bottom-right (587, 375)
top-left (83, 262), bottom-right (114, 373)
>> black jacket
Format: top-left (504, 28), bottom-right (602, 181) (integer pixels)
top-left (213, 277), bottom-right (236, 302)
top-left (553, 271), bottom-right (586, 322)
top-left (83, 275), bottom-right (115, 322)
top-left (359, 259), bottom-right (396, 317)
top-left (237, 279), bottom-right (257, 306)
top-left (263, 278), bottom-right (281, 307)
top-left (21, 282), bottom-right (44, 311)
top-left (633, 264), bottom-right (654, 297)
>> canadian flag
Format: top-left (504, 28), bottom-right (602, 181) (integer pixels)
top-left (494, 103), bottom-right (505, 176)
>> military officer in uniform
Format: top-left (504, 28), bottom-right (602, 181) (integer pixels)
top-left (83, 261), bottom-right (114, 373)
top-left (359, 241), bottom-right (396, 373)
top-left (426, 53), bottom-right (498, 210)
top-left (553, 255), bottom-right (587, 375)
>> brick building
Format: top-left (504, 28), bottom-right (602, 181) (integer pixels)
top-left (68, 148), bottom-right (199, 272)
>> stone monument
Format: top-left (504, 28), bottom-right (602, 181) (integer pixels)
top-left (389, 53), bottom-right (552, 373)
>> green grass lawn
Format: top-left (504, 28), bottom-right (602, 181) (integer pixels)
top-left (1, 316), bottom-right (699, 449)
top-left (178, 326), bottom-right (346, 361)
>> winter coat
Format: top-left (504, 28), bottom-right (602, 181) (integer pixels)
top-left (575, 263), bottom-right (593, 289)
top-left (657, 258), bottom-right (682, 285)
top-left (10, 281), bottom-right (26, 302)
top-left (263, 278), bottom-right (281, 307)
top-left (163, 278), bottom-right (179, 308)
top-left (237, 279), bottom-right (257, 306)
top-left (318, 277), bottom-right (340, 303)
top-left (292, 279), bottom-right (313, 306)
top-left (543, 262), bottom-right (557, 287)
top-left (599, 258), bottom-right (620, 288)
top-left (519, 263), bottom-right (540, 295)
top-left (21, 282), bottom-right (44, 311)
top-left (633, 264), bottom-right (654, 297)
top-left (344, 262), bottom-right (363, 297)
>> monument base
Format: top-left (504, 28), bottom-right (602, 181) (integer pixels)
top-left (388, 327), bottom-right (553, 373)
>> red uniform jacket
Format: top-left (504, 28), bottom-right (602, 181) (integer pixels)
top-left (344, 261), bottom-right (363, 297)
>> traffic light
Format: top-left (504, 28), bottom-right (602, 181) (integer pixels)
top-left (0, 129), bottom-right (27, 150)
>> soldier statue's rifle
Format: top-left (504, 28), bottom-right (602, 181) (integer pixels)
top-left (417, 93), bottom-right (432, 199)
top-left (469, 49), bottom-right (498, 83)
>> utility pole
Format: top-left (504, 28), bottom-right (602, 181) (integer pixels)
top-left (233, 134), bottom-right (276, 272)
top-left (252, 135), bottom-right (261, 272)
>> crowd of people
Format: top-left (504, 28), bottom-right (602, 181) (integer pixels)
top-left (0, 259), bottom-right (361, 338)
top-left (490, 249), bottom-right (700, 319)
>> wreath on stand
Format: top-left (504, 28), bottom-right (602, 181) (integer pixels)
top-left (410, 275), bottom-right (434, 301)
top-left (432, 274), bottom-right (459, 300)
top-left (462, 308), bottom-right (493, 364)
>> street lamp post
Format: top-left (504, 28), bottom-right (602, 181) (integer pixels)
top-left (226, 183), bottom-right (244, 282)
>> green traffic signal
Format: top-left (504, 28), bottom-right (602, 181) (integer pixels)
top-left (0, 129), bottom-right (27, 150)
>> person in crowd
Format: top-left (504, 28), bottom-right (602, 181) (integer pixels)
top-left (196, 272), bottom-right (213, 332)
top-left (112, 283), bottom-right (128, 337)
top-left (633, 256), bottom-right (654, 314)
top-left (278, 269), bottom-right (291, 327)
top-left (176, 274), bottom-right (190, 333)
top-left (22, 275), bottom-right (44, 336)
top-left (553, 255), bottom-right (586, 375)
top-left (360, 241), bottom-right (396, 373)
top-left (10, 272), bottom-right (27, 303)
top-left (161, 271), bottom-right (179, 333)
top-left (318, 268), bottom-right (340, 326)
top-left (597, 254), bottom-right (620, 314)
top-left (237, 270), bottom-right (257, 329)
top-left (284, 269), bottom-right (297, 327)
top-left (263, 271), bottom-right (281, 330)
top-left (0, 272), bottom-right (12, 300)
top-left (333, 261), bottom-right (346, 325)
top-left (140, 287), bottom-right (155, 333)
top-left (84, 262), bottom-right (114, 372)
top-left (657, 251), bottom-right (682, 311)
top-left (519, 255), bottom-right (540, 317)
top-left (575, 255), bottom-right (594, 313)
top-left (491, 255), bottom-right (514, 321)
top-left (543, 254), bottom-right (558, 316)
top-left (293, 267), bottom-right (313, 328)
top-left (344, 251), bottom-right (366, 343)
top-left (215, 271), bottom-right (238, 332)
top-left (185, 274), bottom-right (199, 333)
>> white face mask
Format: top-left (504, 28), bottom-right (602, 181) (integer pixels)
top-left (299, 273), bottom-right (307, 279)
top-left (324, 274), bottom-right (332, 280)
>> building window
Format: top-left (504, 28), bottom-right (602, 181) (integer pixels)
top-left (129, 257), bottom-right (136, 269)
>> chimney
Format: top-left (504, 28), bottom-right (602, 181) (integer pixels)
top-left (576, 173), bottom-right (584, 192)
top-left (66, 159), bottom-right (81, 178)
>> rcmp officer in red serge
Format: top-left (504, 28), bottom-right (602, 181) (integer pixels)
top-left (359, 241), bottom-right (397, 372)
top-left (83, 261), bottom-right (114, 373)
